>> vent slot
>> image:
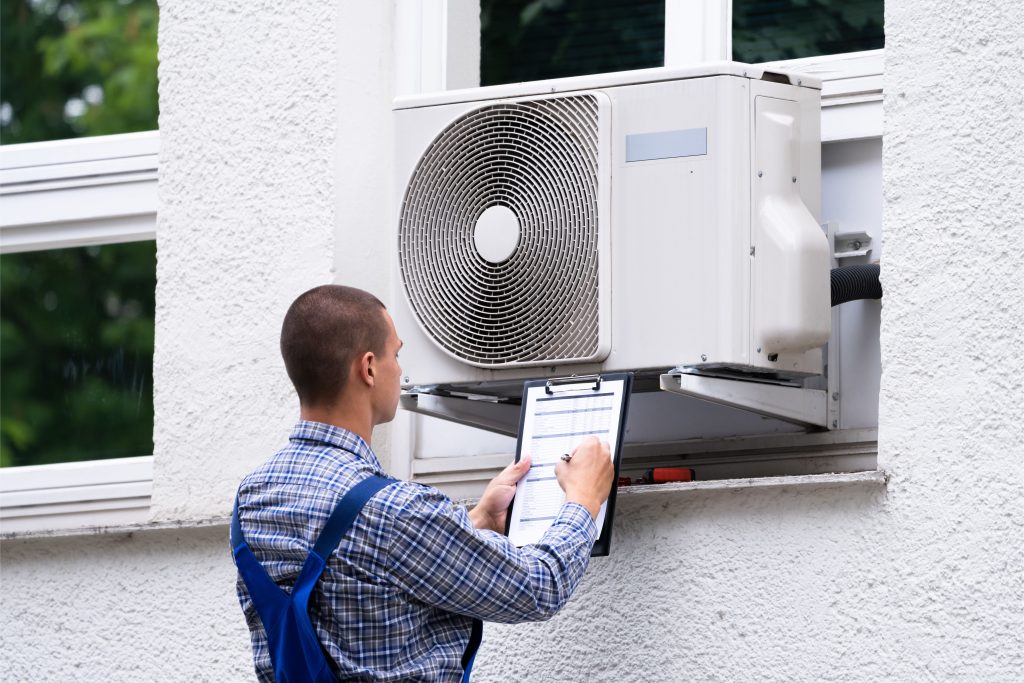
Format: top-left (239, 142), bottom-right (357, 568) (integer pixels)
top-left (398, 95), bottom-right (607, 367)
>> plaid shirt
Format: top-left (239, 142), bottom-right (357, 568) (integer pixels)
top-left (235, 420), bottom-right (598, 682)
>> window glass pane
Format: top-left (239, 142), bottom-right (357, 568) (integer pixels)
top-left (0, 0), bottom-right (159, 145)
top-left (733, 0), bottom-right (884, 63)
top-left (1, 242), bottom-right (155, 467)
top-left (481, 0), bottom-right (665, 87)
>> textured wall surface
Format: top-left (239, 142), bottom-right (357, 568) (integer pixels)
top-left (2, 0), bottom-right (1022, 680)
top-left (873, 0), bottom-right (1024, 675)
top-left (0, 527), bottom-right (251, 681)
top-left (477, 482), bottom-right (894, 682)
top-left (151, 1), bottom-right (395, 521)
top-left (152, 1), bottom-right (338, 520)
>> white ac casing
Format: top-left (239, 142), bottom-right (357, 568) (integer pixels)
top-left (392, 64), bottom-right (829, 389)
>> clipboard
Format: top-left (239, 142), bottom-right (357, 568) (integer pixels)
top-left (504, 372), bottom-right (633, 557)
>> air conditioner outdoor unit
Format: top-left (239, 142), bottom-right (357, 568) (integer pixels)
top-left (392, 64), bottom-right (830, 393)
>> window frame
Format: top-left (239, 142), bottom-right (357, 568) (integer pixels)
top-left (400, 2), bottom-right (883, 142)
top-left (665, 0), bottom-right (882, 142)
top-left (0, 130), bottom-right (159, 532)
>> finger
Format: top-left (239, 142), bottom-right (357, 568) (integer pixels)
top-left (495, 456), bottom-right (531, 485)
top-left (510, 455), bottom-right (532, 482)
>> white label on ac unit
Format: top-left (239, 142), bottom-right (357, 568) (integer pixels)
top-left (625, 128), bottom-right (708, 162)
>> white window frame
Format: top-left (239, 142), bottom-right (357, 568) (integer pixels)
top-left (396, 1), bottom-right (883, 141)
top-left (664, 0), bottom-right (883, 142)
top-left (0, 130), bottom-right (159, 533)
top-left (390, 0), bottom-right (884, 492)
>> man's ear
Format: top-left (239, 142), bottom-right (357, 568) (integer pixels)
top-left (357, 351), bottom-right (376, 387)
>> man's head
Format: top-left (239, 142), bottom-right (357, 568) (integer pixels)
top-left (280, 285), bottom-right (402, 425)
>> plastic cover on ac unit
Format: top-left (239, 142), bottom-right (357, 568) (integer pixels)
top-left (392, 63), bottom-right (830, 391)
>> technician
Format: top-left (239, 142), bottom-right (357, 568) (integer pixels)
top-left (233, 284), bottom-right (613, 682)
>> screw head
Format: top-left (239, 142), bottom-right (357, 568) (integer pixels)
top-left (832, 419), bottom-right (838, 428)
top-left (757, 171), bottom-right (763, 178)
top-left (700, 354), bottom-right (708, 362)
top-left (749, 246), bottom-right (756, 256)
top-left (403, 376), bottom-right (410, 383)
top-left (792, 176), bottom-right (797, 183)
top-left (832, 392), bottom-right (840, 401)
top-left (756, 347), bottom-right (762, 353)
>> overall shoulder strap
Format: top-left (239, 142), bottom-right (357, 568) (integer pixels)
top-left (233, 476), bottom-right (397, 683)
top-left (230, 495), bottom-right (247, 552)
top-left (289, 474), bottom-right (397, 657)
top-left (230, 494), bottom-right (288, 623)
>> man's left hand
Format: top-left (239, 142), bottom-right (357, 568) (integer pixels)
top-left (469, 456), bottom-right (532, 534)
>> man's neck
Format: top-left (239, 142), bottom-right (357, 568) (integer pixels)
top-left (299, 403), bottom-right (374, 446)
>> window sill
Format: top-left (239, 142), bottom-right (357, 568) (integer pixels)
top-left (0, 456), bottom-right (154, 535)
top-left (449, 470), bottom-right (888, 509)
top-left (2, 471), bottom-right (888, 542)
top-left (0, 130), bottom-right (159, 253)
top-left (0, 513), bottom-right (228, 542)
top-left (761, 50), bottom-right (883, 142)
top-left (616, 469), bottom-right (888, 497)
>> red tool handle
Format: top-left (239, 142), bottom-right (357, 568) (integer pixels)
top-left (644, 467), bottom-right (695, 484)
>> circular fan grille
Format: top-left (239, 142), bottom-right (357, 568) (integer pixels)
top-left (398, 95), bottom-right (603, 367)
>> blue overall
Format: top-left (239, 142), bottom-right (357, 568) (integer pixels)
top-left (231, 474), bottom-right (482, 682)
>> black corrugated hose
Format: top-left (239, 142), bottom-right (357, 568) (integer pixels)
top-left (831, 264), bottom-right (882, 307)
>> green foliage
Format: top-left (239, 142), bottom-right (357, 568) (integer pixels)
top-left (1, 0), bottom-right (158, 145)
top-left (0, 242), bottom-right (155, 467)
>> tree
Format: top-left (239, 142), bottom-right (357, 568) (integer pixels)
top-left (1, 0), bottom-right (159, 145)
top-left (0, 243), bottom-right (156, 467)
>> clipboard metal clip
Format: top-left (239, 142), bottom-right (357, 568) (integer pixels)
top-left (544, 374), bottom-right (602, 395)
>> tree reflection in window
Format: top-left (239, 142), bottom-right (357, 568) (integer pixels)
top-left (481, 0), bottom-right (664, 87)
top-left (1, 242), bottom-right (155, 467)
top-left (733, 0), bottom-right (883, 63)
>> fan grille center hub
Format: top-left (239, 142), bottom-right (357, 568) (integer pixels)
top-left (473, 205), bottom-right (521, 264)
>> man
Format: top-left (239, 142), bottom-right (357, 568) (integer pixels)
top-left (234, 284), bottom-right (613, 682)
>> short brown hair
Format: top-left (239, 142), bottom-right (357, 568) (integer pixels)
top-left (280, 285), bottom-right (388, 407)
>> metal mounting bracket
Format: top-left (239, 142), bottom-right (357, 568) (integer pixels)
top-left (833, 229), bottom-right (873, 259)
top-left (659, 373), bottom-right (828, 428)
top-left (400, 393), bottom-right (520, 436)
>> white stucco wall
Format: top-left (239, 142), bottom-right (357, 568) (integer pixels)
top-left (150, 1), bottom-right (396, 522)
top-left (1, 527), bottom-right (251, 680)
top-left (2, 0), bottom-right (1022, 680)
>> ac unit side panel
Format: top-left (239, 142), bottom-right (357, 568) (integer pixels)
top-left (747, 80), bottom-right (828, 375)
top-left (603, 76), bottom-right (751, 371)
top-left (715, 76), bottom-right (759, 367)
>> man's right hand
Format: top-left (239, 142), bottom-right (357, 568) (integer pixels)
top-left (554, 436), bottom-right (614, 520)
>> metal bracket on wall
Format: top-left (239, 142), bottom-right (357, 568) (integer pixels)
top-left (399, 393), bottom-right (520, 437)
top-left (659, 373), bottom-right (828, 428)
top-left (833, 229), bottom-right (872, 259)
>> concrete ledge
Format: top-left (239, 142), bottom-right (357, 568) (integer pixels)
top-left (617, 469), bottom-right (889, 497)
top-left (3, 471), bottom-right (887, 541)
top-left (1, 515), bottom-right (229, 542)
